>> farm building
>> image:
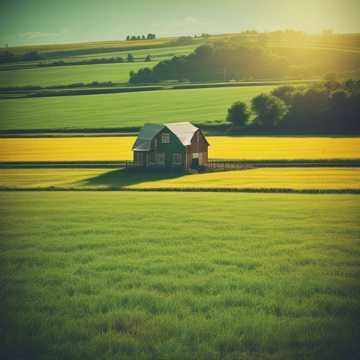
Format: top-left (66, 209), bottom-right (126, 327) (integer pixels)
top-left (133, 122), bottom-right (209, 169)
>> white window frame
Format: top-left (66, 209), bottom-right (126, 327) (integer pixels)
top-left (161, 133), bottom-right (170, 144)
top-left (156, 152), bottom-right (165, 165)
top-left (172, 153), bottom-right (182, 165)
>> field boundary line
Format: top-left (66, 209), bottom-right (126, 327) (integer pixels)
top-left (0, 187), bottom-right (359, 194)
top-left (1, 160), bottom-right (360, 169)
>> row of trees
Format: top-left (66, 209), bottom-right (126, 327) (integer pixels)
top-left (8, 53), bottom-right (153, 68)
top-left (126, 34), bottom-right (156, 41)
top-left (127, 54), bottom-right (152, 63)
top-left (227, 80), bottom-right (360, 132)
top-left (39, 56), bottom-right (127, 67)
top-left (0, 50), bottom-right (43, 64)
top-left (129, 43), bottom-right (289, 83)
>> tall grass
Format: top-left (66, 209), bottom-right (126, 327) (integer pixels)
top-left (0, 86), bottom-right (276, 131)
top-left (1, 192), bottom-right (359, 359)
top-left (0, 62), bottom-right (159, 88)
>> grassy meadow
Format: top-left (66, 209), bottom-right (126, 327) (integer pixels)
top-left (60, 44), bottom-right (197, 63)
top-left (1, 136), bottom-right (359, 162)
top-left (0, 44), bottom-right (197, 71)
top-left (0, 167), bottom-right (359, 191)
top-left (1, 37), bottom-right (174, 57)
top-left (0, 61), bottom-right (159, 88)
top-left (1, 192), bottom-right (359, 359)
top-left (0, 85), bottom-right (277, 131)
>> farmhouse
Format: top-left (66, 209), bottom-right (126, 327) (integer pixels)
top-left (133, 122), bottom-right (209, 169)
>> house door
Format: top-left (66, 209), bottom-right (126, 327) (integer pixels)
top-left (191, 153), bottom-right (199, 169)
top-left (191, 158), bottom-right (199, 169)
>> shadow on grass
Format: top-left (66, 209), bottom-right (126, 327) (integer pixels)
top-left (81, 168), bottom-right (187, 189)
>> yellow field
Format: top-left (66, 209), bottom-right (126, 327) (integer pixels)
top-left (0, 169), bottom-right (105, 188)
top-left (209, 136), bottom-right (360, 160)
top-left (0, 137), bottom-right (134, 162)
top-left (0, 168), bottom-right (359, 191)
top-left (128, 168), bottom-right (360, 190)
top-left (1, 136), bottom-right (359, 162)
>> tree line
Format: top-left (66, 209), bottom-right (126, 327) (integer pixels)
top-left (0, 50), bottom-right (43, 64)
top-left (0, 51), bottom-right (153, 68)
top-left (227, 79), bottom-right (360, 132)
top-left (0, 46), bottom-right (155, 65)
top-left (37, 54), bottom-right (152, 67)
top-left (126, 34), bottom-right (156, 41)
top-left (129, 43), bottom-right (289, 83)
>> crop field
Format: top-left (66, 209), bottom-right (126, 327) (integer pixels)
top-left (210, 136), bottom-right (360, 160)
top-left (0, 85), bottom-right (289, 130)
top-left (1, 136), bottom-right (359, 162)
top-left (123, 168), bottom-right (360, 191)
top-left (0, 167), bottom-right (359, 191)
top-left (63, 44), bottom-right (197, 62)
top-left (0, 61), bottom-right (159, 88)
top-left (1, 192), bottom-right (359, 359)
top-left (0, 169), bottom-right (105, 189)
top-left (2, 37), bottom-right (173, 56)
top-left (0, 137), bottom-right (134, 161)
top-left (0, 44), bottom-right (198, 69)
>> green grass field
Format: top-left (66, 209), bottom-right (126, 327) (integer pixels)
top-left (0, 44), bottom-right (199, 87)
top-left (63, 44), bottom-right (197, 62)
top-left (0, 167), bottom-right (359, 192)
top-left (1, 192), bottom-right (359, 359)
top-left (0, 85), bottom-right (276, 130)
top-left (0, 61), bottom-right (159, 88)
top-left (0, 44), bottom-right (197, 68)
top-left (1, 37), bottom-right (174, 56)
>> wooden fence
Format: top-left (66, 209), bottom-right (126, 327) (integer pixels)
top-left (1, 159), bottom-right (359, 170)
top-left (206, 160), bottom-right (252, 171)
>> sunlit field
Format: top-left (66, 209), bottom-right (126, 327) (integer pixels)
top-left (0, 167), bottom-right (359, 191)
top-left (1, 136), bottom-right (359, 162)
top-left (209, 136), bottom-right (360, 160)
top-left (0, 44), bottom-right (197, 71)
top-left (2, 37), bottom-right (173, 56)
top-left (126, 168), bottom-right (360, 191)
top-left (0, 86), bottom-right (277, 130)
top-left (0, 61), bottom-right (159, 88)
top-left (0, 137), bottom-right (134, 162)
top-left (59, 44), bottom-right (197, 63)
top-left (1, 192), bottom-right (359, 359)
top-left (0, 169), bottom-right (105, 189)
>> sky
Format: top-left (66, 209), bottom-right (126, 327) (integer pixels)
top-left (1, 0), bottom-right (360, 46)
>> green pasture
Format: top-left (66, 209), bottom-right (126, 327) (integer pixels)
top-left (0, 168), bottom-right (359, 192)
top-left (0, 61), bottom-right (159, 88)
top-left (57, 44), bottom-right (197, 63)
top-left (1, 37), bottom-right (174, 56)
top-left (0, 85), bottom-right (276, 130)
top-left (0, 44), bottom-right (197, 75)
top-left (1, 192), bottom-right (359, 359)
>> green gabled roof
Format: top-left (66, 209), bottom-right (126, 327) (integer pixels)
top-left (132, 123), bottom-right (164, 151)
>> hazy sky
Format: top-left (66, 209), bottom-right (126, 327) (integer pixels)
top-left (1, 0), bottom-right (360, 46)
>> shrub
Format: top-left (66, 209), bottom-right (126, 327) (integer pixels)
top-left (251, 94), bottom-right (288, 129)
top-left (226, 101), bottom-right (251, 127)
